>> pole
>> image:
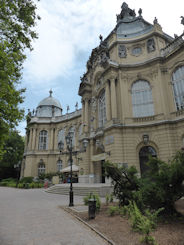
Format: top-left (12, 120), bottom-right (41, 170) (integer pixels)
top-left (69, 140), bottom-right (73, 207)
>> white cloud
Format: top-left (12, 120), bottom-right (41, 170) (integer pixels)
top-left (24, 0), bottom-right (184, 86)
top-left (24, 0), bottom-right (124, 85)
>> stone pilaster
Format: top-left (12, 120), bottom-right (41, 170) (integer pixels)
top-left (105, 80), bottom-right (111, 121)
top-left (110, 77), bottom-right (117, 119)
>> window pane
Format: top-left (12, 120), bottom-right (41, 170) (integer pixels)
top-left (172, 66), bottom-right (184, 110)
top-left (98, 90), bottom-right (106, 127)
top-left (132, 80), bottom-right (154, 117)
top-left (38, 130), bottom-right (48, 150)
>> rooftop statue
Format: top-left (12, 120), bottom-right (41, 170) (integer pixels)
top-left (116, 2), bottom-right (136, 22)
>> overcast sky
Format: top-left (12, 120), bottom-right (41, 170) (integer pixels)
top-left (17, 0), bottom-right (184, 135)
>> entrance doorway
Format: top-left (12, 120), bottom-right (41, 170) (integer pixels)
top-left (101, 160), bottom-right (105, 183)
top-left (139, 146), bottom-right (157, 176)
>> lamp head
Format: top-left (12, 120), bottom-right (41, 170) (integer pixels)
top-left (58, 141), bottom-right (64, 152)
top-left (82, 139), bottom-right (88, 151)
top-left (143, 134), bottom-right (149, 145)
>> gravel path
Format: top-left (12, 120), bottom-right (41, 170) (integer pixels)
top-left (0, 187), bottom-right (107, 245)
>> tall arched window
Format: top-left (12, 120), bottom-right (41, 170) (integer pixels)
top-left (68, 126), bottom-right (75, 147)
top-left (38, 162), bottom-right (45, 175)
top-left (98, 90), bottom-right (106, 127)
top-left (38, 130), bottom-right (48, 150)
top-left (132, 80), bottom-right (154, 117)
top-left (58, 129), bottom-right (65, 148)
top-left (57, 160), bottom-right (62, 172)
top-left (172, 66), bottom-right (184, 110)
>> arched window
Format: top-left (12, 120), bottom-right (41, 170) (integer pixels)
top-left (68, 126), bottom-right (75, 147)
top-left (98, 90), bottom-right (106, 127)
top-left (58, 129), bottom-right (65, 148)
top-left (139, 146), bottom-right (157, 176)
top-left (57, 160), bottom-right (62, 172)
top-left (132, 80), bottom-right (154, 117)
top-left (172, 66), bottom-right (184, 110)
top-left (38, 162), bottom-right (45, 175)
top-left (38, 130), bottom-right (48, 150)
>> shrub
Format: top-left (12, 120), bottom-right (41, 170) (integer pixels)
top-left (108, 205), bottom-right (120, 216)
top-left (105, 151), bottom-right (184, 215)
top-left (126, 201), bottom-right (163, 245)
top-left (105, 194), bottom-right (110, 205)
top-left (19, 177), bottom-right (33, 183)
top-left (109, 193), bottom-right (114, 203)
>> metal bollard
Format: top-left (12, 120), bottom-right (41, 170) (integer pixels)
top-left (88, 198), bottom-right (96, 219)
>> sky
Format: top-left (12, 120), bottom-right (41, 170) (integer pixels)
top-left (17, 0), bottom-right (184, 135)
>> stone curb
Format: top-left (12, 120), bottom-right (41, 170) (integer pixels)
top-left (62, 206), bottom-right (116, 245)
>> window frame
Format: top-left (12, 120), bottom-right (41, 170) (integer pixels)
top-left (172, 66), bottom-right (184, 111)
top-left (38, 130), bottom-right (48, 150)
top-left (98, 90), bottom-right (106, 127)
top-left (131, 80), bottom-right (154, 118)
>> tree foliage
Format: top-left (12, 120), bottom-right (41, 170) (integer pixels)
top-left (0, 0), bottom-right (40, 155)
top-left (105, 151), bottom-right (184, 215)
top-left (0, 130), bottom-right (24, 179)
top-left (104, 161), bottom-right (139, 206)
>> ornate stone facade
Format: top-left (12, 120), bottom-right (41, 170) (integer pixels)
top-left (22, 2), bottom-right (184, 184)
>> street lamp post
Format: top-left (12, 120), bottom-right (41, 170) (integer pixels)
top-left (58, 133), bottom-right (88, 207)
top-left (14, 161), bottom-right (21, 187)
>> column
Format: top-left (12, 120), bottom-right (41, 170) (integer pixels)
top-left (31, 128), bottom-right (36, 150)
top-left (28, 128), bottom-right (33, 151)
top-left (82, 99), bottom-right (85, 133)
top-left (110, 78), bottom-right (117, 119)
top-left (50, 128), bottom-right (53, 150)
top-left (84, 99), bottom-right (89, 133)
top-left (105, 80), bottom-right (111, 121)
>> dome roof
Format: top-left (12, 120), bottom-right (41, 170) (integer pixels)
top-left (36, 90), bottom-right (62, 118)
top-left (114, 2), bottom-right (153, 38)
top-left (38, 90), bottom-right (62, 109)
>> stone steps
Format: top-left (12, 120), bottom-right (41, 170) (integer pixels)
top-left (45, 184), bottom-right (113, 197)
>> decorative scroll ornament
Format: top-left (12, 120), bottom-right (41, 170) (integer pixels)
top-left (86, 38), bottom-right (109, 71)
top-left (80, 73), bottom-right (88, 83)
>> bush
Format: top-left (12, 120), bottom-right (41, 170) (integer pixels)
top-left (108, 205), bottom-right (120, 216)
top-left (0, 178), bottom-right (17, 187)
top-left (19, 177), bottom-right (33, 183)
top-left (83, 193), bottom-right (101, 211)
top-left (126, 201), bottom-right (162, 245)
top-left (105, 151), bottom-right (184, 215)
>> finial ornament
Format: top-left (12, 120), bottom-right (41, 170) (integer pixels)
top-left (75, 102), bottom-right (78, 111)
top-left (49, 89), bottom-right (53, 97)
top-left (153, 17), bottom-right (158, 24)
top-left (181, 16), bottom-right (184, 26)
top-left (138, 8), bottom-right (142, 17)
top-left (99, 34), bottom-right (103, 42)
top-left (67, 105), bottom-right (70, 114)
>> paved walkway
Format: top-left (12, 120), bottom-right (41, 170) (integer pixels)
top-left (0, 187), bottom-right (107, 245)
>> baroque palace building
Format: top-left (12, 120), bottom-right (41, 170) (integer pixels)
top-left (22, 2), bottom-right (184, 183)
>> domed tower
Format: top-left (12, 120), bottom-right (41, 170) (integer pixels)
top-left (36, 90), bottom-right (62, 117)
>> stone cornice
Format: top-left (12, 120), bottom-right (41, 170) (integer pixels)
top-left (29, 109), bottom-right (82, 125)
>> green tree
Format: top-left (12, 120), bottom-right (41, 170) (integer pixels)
top-left (105, 151), bottom-right (184, 215)
top-left (0, 0), bottom-right (40, 156)
top-left (104, 161), bottom-right (139, 206)
top-left (135, 152), bottom-right (184, 214)
top-left (0, 130), bottom-right (24, 179)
